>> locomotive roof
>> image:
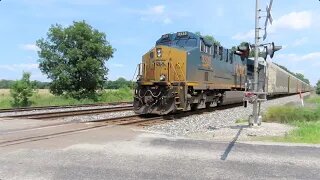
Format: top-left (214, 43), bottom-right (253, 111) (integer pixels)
top-left (156, 31), bottom-right (220, 48)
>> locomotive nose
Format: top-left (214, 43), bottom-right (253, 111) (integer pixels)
top-left (140, 45), bottom-right (186, 83)
top-left (144, 46), bottom-right (170, 82)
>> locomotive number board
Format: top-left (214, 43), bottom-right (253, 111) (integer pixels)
top-left (177, 31), bottom-right (188, 37)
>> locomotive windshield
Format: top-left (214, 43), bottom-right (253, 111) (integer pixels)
top-left (175, 37), bottom-right (197, 48)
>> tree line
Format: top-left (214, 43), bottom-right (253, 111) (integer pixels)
top-left (0, 79), bottom-right (50, 89)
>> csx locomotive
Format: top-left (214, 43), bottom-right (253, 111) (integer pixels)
top-left (133, 31), bottom-right (311, 115)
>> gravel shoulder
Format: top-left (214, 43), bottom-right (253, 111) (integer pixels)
top-left (187, 122), bottom-right (295, 142)
top-left (146, 93), bottom-right (310, 141)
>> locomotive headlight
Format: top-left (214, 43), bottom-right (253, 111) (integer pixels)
top-left (159, 74), bottom-right (166, 81)
top-left (156, 48), bottom-right (162, 57)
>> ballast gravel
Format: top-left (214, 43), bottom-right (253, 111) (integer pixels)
top-left (0, 104), bottom-right (132, 118)
top-left (147, 93), bottom-right (310, 139)
top-left (61, 110), bottom-right (135, 123)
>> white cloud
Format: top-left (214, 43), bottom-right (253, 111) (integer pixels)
top-left (270, 11), bottom-right (313, 32)
top-left (137, 5), bottom-right (172, 24)
top-left (0, 64), bottom-right (38, 71)
top-left (146, 5), bottom-right (165, 15)
top-left (20, 44), bottom-right (40, 52)
top-left (232, 11), bottom-right (314, 42)
top-left (231, 29), bottom-right (255, 41)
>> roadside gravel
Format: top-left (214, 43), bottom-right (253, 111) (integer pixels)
top-left (146, 93), bottom-right (310, 138)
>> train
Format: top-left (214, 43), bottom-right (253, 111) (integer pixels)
top-left (133, 31), bottom-right (312, 115)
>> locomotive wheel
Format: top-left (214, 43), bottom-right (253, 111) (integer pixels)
top-left (190, 103), bottom-right (198, 111)
top-left (217, 97), bottom-right (223, 106)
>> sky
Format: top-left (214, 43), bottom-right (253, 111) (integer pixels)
top-left (0, 0), bottom-right (319, 85)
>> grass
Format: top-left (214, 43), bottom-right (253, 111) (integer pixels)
top-left (270, 121), bottom-right (320, 144)
top-left (263, 106), bottom-right (320, 124)
top-left (0, 88), bottom-right (133, 109)
top-left (305, 95), bottom-right (320, 104)
top-left (263, 95), bottom-right (320, 144)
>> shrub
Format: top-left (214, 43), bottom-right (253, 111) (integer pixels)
top-left (10, 72), bottom-right (36, 107)
top-left (263, 105), bottom-right (320, 124)
top-left (99, 86), bottom-right (133, 102)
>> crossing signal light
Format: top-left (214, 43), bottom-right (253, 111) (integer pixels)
top-left (234, 42), bottom-right (250, 59)
top-left (261, 42), bottom-right (282, 60)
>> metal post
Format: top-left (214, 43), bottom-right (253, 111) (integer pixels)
top-left (251, 0), bottom-right (260, 126)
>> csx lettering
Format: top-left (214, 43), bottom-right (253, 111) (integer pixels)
top-left (201, 55), bottom-right (211, 68)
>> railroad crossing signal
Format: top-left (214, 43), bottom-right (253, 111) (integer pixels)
top-left (263, 0), bottom-right (274, 40)
top-left (250, 0), bottom-right (281, 127)
top-left (260, 42), bottom-right (282, 60)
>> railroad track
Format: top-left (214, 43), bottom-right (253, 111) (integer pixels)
top-left (0, 101), bottom-right (133, 113)
top-left (0, 94), bottom-right (308, 147)
top-left (3, 105), bottom-right (134, 119)
top-left (0, 102), bottom-right (256, 147)
top-left (0, 114), bottom-right (166, 147)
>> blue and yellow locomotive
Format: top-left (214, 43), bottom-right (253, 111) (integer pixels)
top-left (134, 31), bottom-right (250, 115)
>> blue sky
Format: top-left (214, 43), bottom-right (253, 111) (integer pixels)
top-left (0, 0), bottom-right (319, 85)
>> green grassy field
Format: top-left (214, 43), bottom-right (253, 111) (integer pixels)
top-left (263, 95), bottom-right (320, 144)
top-left (0, 88), bottom-right (133, 109)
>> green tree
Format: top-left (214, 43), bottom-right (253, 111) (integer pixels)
top-left (316, 80), bottom-right (320, 95)
top-left (195, 32), bottom-right (221, 46)
top-left (37, 21), bottom-right (115, 99)
top-left (10, 72), bottom-right (35, 107)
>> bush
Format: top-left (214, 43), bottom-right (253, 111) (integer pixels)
top-left (10, 72), bottom-right (35, 107)
top-left (99, 86), bottom-right (133, 102)
top-left (306, 96), bottom-right (320, 104)
top-left (317, 80), bottom-right (320, 95)
top-left (263, 105), bottom-right (320, 124)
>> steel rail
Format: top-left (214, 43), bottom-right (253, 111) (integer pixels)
top-left (4, 106), bottom-right (134, 119)
top-left (0, 101), bottom-right (133, 113)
